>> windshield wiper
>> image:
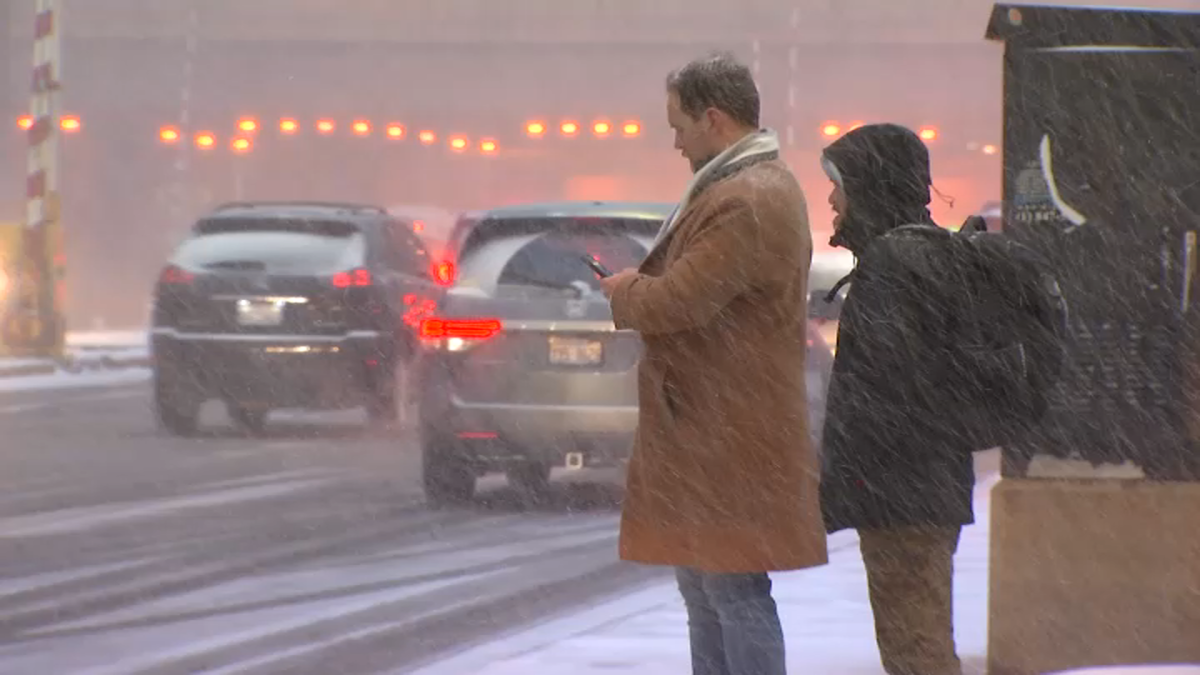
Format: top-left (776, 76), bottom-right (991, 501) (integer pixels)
top-left (503, 272), bottom-right (594, 298)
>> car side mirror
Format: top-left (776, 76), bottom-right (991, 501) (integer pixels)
top-left (808, 289), bottom-right (844, 320)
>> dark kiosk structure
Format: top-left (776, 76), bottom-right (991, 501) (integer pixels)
top-left (985, 4), bottom-right (1200, 674)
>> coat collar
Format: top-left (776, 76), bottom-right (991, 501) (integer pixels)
top-left (646, 139), bottom-right (780, 263)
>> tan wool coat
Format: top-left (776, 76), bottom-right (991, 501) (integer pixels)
top-left (610, 157), bottom-right (829, 573)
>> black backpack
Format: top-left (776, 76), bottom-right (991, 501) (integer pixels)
top-left (880, 218), bottom-right (1070, 451)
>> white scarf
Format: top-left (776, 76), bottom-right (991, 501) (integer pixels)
top-left (653, 129), bottom-right (782, 246)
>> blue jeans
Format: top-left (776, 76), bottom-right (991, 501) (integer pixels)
top-left (675, 567), bottom-right (787, 675)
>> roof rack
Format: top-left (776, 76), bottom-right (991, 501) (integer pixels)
top-left (212, 201), bottom-right (387, 215)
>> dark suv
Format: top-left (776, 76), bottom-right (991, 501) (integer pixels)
top-left (150, 201), bottom-right (445, 435)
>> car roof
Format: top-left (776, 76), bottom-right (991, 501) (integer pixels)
top-left (202, 201), bottom-right (391, 224)
top-left (461, 200), bottom-right (676, 222)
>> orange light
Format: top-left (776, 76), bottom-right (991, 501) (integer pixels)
top-left (622, 121), bottom-right (641, 136)
top-left (279, 118), bottom-right (299, 134)
top-left (60, 115), bottom-right (81, 132)
top-left (195, 132), bottom-right (216, 149)
top-left (231, 137), bottom-right (252, 153)
top-left (982, 144), bottom-right (998, 155)
top-left (159, 126), bottom-right (181, 143)
top-left (386, 123), bottom-right (405, 139)
top-left (919, 127), bottom-right (938, 141)
top-left (526, 121), bottom-right (546, 137)
top-left (431, 260), bottom-right (456, 286)
top-left (449, 136), bottom-right (468, 152)
top-left (316, 119), bottom-right (336, 134)
top-left (237, 118), bottom-right (258, 133)
top-left (419, 130), bottom-right (436, 145)
top-left (560, 121), bottom-right (579, 136)
top-left (480, 138), bottom-right (498, 154)
top-left (593, 121), bottom-right (611, 136)
top-left (16, 115), bottom-right (33, 131)
top-left (821, 123), bottom-right (840, 137)
top-left (352, 120), bottom-right (371, 136)
top-left (413, 220), bottom-right (426, 233)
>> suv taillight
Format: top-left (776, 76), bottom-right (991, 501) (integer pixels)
top-left (332, 268), bottom-right (371, 288)
top-left (431, 260), bottom-right (455, 286)
top-left (419, 317), bottom-right (502, 341)
top-left (159, 264), bottom-right (194, 285)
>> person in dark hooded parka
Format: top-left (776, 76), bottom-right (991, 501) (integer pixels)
top-left (818, 123), bottom-right (973, 675)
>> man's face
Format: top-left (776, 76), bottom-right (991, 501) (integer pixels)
top-left (829, 181), bottom-right (849, 230)
top-left (667, 91), bottom-right (718, 173)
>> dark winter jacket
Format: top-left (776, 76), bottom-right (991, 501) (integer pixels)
top-left (818, 124), bottom-right (976, 533)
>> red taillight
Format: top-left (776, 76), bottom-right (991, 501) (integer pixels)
top-left (332, 268), bottom-right (371, 288)
top-left (419, 318), bottom-right (502, 340)
top-left (160, 265), bottom-right (194, 285)
top-left (431, 260), bottom-right (456, 286)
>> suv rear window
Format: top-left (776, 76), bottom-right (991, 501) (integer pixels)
top-left (456, 228), bottom-right (652, 296)
top-left (498, 232), bottom-right (648, 292)
top-left (176, 218), bottom-right (365, 274)
top-left (456, 216), bottom-right (661, 260)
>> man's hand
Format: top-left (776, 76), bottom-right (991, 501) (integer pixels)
top-left (599, 268), bottom-right (638, 298)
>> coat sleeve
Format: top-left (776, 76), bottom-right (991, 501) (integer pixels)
top-left (609, 196), bottom-right (777, 335)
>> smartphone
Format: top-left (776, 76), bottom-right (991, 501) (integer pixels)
top-left (581, 255), bottom-right (613, 278)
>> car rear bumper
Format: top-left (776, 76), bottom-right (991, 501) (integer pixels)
top-left (449, 395), bottom-right (637, 437)
top-left (426, 394), bottom-right (637, 468)
top-left (151, 328), bottom-right (392, 408)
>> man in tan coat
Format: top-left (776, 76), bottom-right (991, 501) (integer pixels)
top-left (599, 53), bottom-right (828, 675)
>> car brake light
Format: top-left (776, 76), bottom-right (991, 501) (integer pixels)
top-left (420, 318), bottom-right (502, 340)
top-left (332, 268), bottom-right (371, 288)
top-left (431, 260), bottom-right (455, 286)
top-left (160, 265), bottom-right (194, 285)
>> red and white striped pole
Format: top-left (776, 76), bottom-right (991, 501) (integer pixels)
top-left (11, 0), bottom-right (64, 355)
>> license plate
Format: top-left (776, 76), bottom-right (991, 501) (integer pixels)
top-left (236, 299), bottom-right (284, 326)
top-left (548, 336), bottom-right (603, 366)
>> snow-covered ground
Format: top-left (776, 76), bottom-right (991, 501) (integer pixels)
top-left (410, 473), bottom-right (996, 675)
top-left (0, 367), bottom-right (149, 392)
top-left (1056, 662), bottom-right (1200, 667)
top-left (410, 474), bottom-right (1198, 675)
top-left (64, 330), bottom-right (148, 350)
top-left (0, 330), bottom-right (150, 388)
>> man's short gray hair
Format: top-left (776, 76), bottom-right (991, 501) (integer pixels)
top-left (666, 52), bottom-right (761, 129)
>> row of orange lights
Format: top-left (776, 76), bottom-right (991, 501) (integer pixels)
top-left (525, 120), bottom-right (641, 138)
top-left (171, 116), bottom-right (642, 141)
top-left (16, 114), bottom-right (990, 153)
top-left (16, 114), bottom-right (81, 132)
top-left (820, 121), bottom-right (939, 142)
top-left (226, 117), bottom-right (415, 138)
top-left (158, 125), bottom-right (501, 155)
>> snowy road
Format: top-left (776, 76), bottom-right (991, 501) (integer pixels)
top-left (0, 382), bottom-right (661, 674)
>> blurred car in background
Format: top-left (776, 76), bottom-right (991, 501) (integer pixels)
top-left (415, 200), bottom-right (841, 506)
top-left (808, 249), bottom-right (855, 353)
top-left (976, 200), bottom-right (1003, 232)
top-left (150, 201), bottom-right (445, 436)
top-left (388, 204), bottom-right (458, 258)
